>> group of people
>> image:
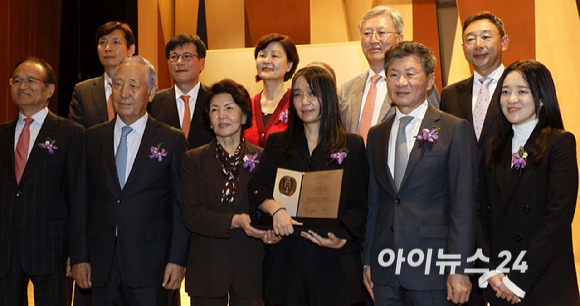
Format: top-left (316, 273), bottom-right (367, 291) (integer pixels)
top-left (0, 5), bottom-right (578, 306)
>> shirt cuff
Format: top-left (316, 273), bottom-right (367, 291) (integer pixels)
top-left (502, 275), bottom-right (526, 299)
top-left (478, 269), bottom-right (501, 288)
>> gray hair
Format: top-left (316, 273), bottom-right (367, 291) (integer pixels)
top-left (118, 55), bottom-right (157, 91)
top-left (358, 6), bottom-right (404, 34)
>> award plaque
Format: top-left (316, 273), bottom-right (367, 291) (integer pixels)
top-left (254, 168), bottom-right (352, 239)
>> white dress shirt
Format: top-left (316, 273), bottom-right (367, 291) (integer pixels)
top-left (174, 83), bottom-right (201, 128)
top-left (359, 69), bottom-right (387, 126)
top-left (14, 107), bottom-right (49, 160)
top-left (114, 113), bottom-right (148, 183)
top-left (387, 101), bottom-right (429, 178)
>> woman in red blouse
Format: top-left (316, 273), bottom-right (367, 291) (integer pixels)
top-left (244, 33), bottom-right (299, 147)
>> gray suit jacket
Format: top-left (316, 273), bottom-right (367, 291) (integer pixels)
top-left (339, 71), bottom-right (440, 134)
top-left (68, 75), bottom-right (109, 128)
top-left (363, 104), bottom-right (477, 291)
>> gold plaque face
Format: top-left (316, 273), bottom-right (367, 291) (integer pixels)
top-left (278, 175), bottom-right (297, 197)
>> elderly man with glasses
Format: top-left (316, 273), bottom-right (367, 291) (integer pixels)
top-left (0, 57), bottom-right (83, 306)
top-left (339, 6), bottom-right (440, 143)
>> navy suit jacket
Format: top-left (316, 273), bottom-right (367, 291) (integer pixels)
top-left (440, 76), bottom-right (500, 151)
top-left (70, 115), bottom-right (190, 288)
top-left (364, 104), bottom-right (477, 290)
top-left (0, 111), bottom-right (83, 277)
top-left (69, 75), bottom-right (109, 128)
top-left (149, 85), bottom-right (214, 149)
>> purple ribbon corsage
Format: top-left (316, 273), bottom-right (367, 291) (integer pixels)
top-left (416, 126), bottom-right (439, 145)
top-left (243, 153), bottom-right (260, 172)
top-left (330, 149), bottom-right (348, 165)
top-left (149, 143), bottom-right (167, 162)
top-left (38, 138), bottom-right (58, 154)
top-left (511, 146), bottom-right (528, 170)
top-left (277, 109), bottom-right (289, 124)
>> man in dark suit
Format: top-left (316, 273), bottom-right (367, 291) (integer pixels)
top-left (363, 41), bottom-right (477, 305)
top-left (440, 11), bottom-right (510, 152)
top-left (339, 6), bottom-right (439, 142)
top-left (439, 12), bottom-right (510, 305)
top-left (69, 21), bottom-right (136, 128)
top-left (149, 34), bottom-right (214, 149)
top-left (67, 21), bottom-right (136, 306)
top-left (70, 56), bottom-right (189, 305)
top-left (0, 57), bottom-right (83, 305)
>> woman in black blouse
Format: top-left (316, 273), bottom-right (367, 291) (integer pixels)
top-left (248, 66), bottom-right (368, 305)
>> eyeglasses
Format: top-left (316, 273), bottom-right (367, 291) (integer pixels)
top-left (168, 52), bottom-right (198, 63)
top-left (9, 77), bottom-right (48, 86)
top-left (361, 30), bottom-right (397, 40)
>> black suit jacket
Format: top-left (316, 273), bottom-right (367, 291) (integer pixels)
top-left (478, 128), bottom-right (579, 305)
top-left (0, 111), bottom-right (83, 277)
top-left (181, 139), bottom-right (264, 298)
top-left (70, 116), bottom-right (190, 288)
top-left (69, 75), bottom-right (109, 128)
top-left (364, 104), bottom-right (477, 290)
top-left (149, 85), bottom-right (214, 149)
top-left (440, 76), bottom-right (500, 151)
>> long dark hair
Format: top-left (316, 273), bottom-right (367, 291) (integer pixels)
top-left (279, 66), bottom-right (346, 157)
top-left (488, 60), bottom-right (564, 169)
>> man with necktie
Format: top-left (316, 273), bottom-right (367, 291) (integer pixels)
top-left (339, 6), bottom-right (439, 142)
top-left (69, 21), bottom-right (136, 128)
top-left (149, 33), bottom-right (214, 149)
top-left (0, 57), bottom-right (83, 305)
top-left (70, 56), bottom-right (189, 305)
top-left (364, 41), bottom-right (477, 305)
top-left (440, 11), bottom-right (510, 153)
top-left (439, 12), bottom-right (510, 305)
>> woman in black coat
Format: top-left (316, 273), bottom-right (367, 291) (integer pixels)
top-left (248, 66), bottom-right (368, 305)
top-left (477, 60), bottom-right (579, 305)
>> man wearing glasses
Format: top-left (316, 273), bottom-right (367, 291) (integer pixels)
top-left (149, 34), bottom-right (214, 149)
top-left (0, 57), bottom-right (83, 305)
top-left (339, 6), bottom-right (439, 143)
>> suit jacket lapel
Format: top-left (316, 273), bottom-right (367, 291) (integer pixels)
top-left (479, 86), bottom-right (500, 145)
top-left (164, 87), bottom-right (181, 128)
top-left (372, 118), bottom-right (396, 192)
top-left (399, 104), bottom-right (441, 190)
top-left (377, 95), bottom-right (395, 124)
top-left (4, 120), bottom-right (18, 186)
top-left (189, 85), bottom-right (208, 144)
top-left (233, 140), bottom-right (259, 208)
top-left (124, 116), bottom-right (161, 191)
top-left (457, 77), bottom-right (474, 123)
top-left (201, 141), bottom-right (223, 196)
top-left (20, 112), bottom-right (58, 183)
top-left (92, 76), bottom-right (109, 123)
top-left (100, 119), bottom-right (119, 190)
top-left (492, 126), bottom-right (540, 225)
top-left (349, 73), bottom-right (367, 133)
